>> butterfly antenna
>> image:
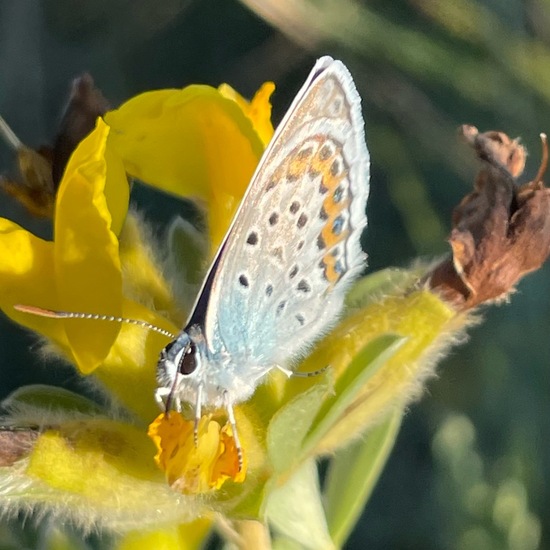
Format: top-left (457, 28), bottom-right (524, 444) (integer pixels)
top-left (14, 304), bottom-right (177, 339)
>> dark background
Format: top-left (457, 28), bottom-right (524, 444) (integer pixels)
top-left (1, 1), bottom-right (549, 549)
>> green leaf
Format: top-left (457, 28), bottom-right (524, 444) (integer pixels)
top-left (302, 334), bottom-right (405, 456)
top-left (324, 408), bottom-right (403, 547)
top-left (266, 375), bottom-right (330, 473)
top-left (217, 476), bottom-right (269, 520)
top-left (266, 459), bottom-right (335, 550)
top-left (2, 385), bottom-right (104, 415)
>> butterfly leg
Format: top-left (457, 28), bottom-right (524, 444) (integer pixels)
top-left (154, 386), bottom-right (169, 409)
top-left (194, 382), bottom-right (203, 447)
top-left (164, 372), bottom-right (184, 413)
top-left (275, 364), bottom-right (330, 378)
top-left (223, 391), bottom-right (243, 471)
top-left (275, 365), bottom-right (294, 378)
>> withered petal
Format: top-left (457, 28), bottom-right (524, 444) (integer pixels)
top-left (0, 427), bottom-right (40, 467)
top-left (52, 73), bottom-right (110, 187)
top-left (430, 126), bottom-right (550, 309)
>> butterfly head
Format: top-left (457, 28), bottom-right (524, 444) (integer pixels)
top-left (155, 326), bottom-right (207, 412)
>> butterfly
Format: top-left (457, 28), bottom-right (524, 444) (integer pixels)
top-left (15, 56), bottom-right (370, 465)
top-left (154, 56), bottom-right (371, 460)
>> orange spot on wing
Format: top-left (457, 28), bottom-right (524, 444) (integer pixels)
top-left (287, 146), bottom-right (314, 181)
top-left (321, 253), bottom-right (345, 285)
top-left (263, 136), bottom-right (354, 289)
top-left (312, 142), bottom-right (351, 285)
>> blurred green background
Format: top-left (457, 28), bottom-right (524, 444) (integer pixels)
top-left (1, 0), bottom-right (549, 548)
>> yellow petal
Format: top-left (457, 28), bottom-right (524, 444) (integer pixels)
top-left (104, 86), bottom-right (264, 253)
top-left (148, 413), bottom-right (247, 494)
top-left (117, 520), bottom-right (212, 550)
top-left (54, 118), bottom-right (129, 374)
top-left (219, 81), bottom-right (275, 146)
top-left (211, 422), bottom-right (247, 486)
top-left (0, 218), bottom-right (67, 345)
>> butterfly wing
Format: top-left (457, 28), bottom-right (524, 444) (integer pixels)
top-left (202, 56), bottom-right (370, 367)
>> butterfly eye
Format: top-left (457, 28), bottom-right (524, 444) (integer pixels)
top-left (178, 342), bottom-right (197, 375)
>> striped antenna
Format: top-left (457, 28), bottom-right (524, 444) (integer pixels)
top-left (14, 305), bottom-right (177, 339)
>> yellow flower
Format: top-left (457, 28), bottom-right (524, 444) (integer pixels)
top-left (0, 69), bottom-right (477, 549)
top-left (148, 413), bottom-right (247, 494)
top-left (104, 84), bottom-right (274, 255)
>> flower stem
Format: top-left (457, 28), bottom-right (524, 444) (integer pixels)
top-left (0, 114), bottom-right (22, 150)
